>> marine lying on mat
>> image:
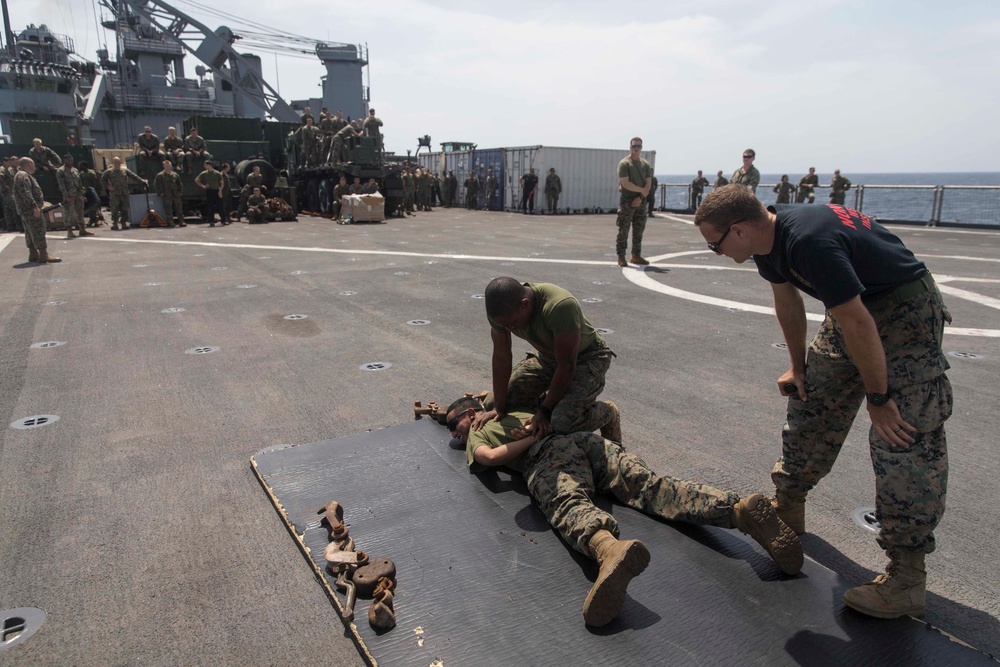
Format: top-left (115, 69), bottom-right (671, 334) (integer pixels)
top-left (445, 395), bottom-right (803, 628)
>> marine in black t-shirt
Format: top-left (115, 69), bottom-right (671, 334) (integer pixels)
top-left (754, 204), bottom-right (927, 309)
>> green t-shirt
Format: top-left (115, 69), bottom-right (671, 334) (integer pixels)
top-left (466, 410), bottom-right (535, 473)
top-left (197, 170), bottom-right (223, 189)
top-left (488, 283), bottom-right (601, 363)
top-left (617, 157), bottom-right (651, 192)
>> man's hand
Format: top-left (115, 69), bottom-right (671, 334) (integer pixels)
top-left (32, 206), bottom-right (40, 218)
top-left (472, 409), bottom-right (499, 432)
top-left (630, 196), bottom-right (643, 208)
top-left (869, 399), bottom-right (915, 447)
top-left (529, 409), bottom-right (553, 439)
top-left (777, 367), bottom-right (807, 400)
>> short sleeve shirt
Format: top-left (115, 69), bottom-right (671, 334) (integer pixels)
top-left (618, 157), bottom-right (651, 191)
top-left (487, 283), bottom-right (602, 363)
top-left (466, 410), bottom-right (535, 473)
top-left (197, 170), bottom-right (223, 189)
top-left (754, 205), bottom-right (928, 309)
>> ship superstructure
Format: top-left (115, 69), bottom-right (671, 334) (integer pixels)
top-left (0, 0), bottom-right (369, 148)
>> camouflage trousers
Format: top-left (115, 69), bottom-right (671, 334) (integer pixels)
top-left (3, 194), bottom-right (21, 231)
top-left (546, 193), bottom-right (559, 213)
top-left (505, 344), bottom-right (614, 435)
top-left (772, 276), bottom-right (952, 554)
top-left (109, 193), bottom-right (129, 226)
top-left (525, 432), bottom-right (738, 555)
top-left (162, 194), bottom-right (183, 224)
top-left (615, 193), bottom-right (648, 257)
top-left (63, 196), bottom-right (84, 232)
top-left (19, 211), bottom-right (48, 251)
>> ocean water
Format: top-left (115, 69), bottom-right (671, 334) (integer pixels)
top-left (654, 172), bottom-right (1000, 226)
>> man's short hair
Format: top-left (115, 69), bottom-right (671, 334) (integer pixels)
top-left (630, 136), bottom-right (642, 145)
top-left (485, 277), bottom-right (524, 317)
top-left (694, 184), bottom-right (767, 232)
top-left (78, 161), bottom-right (89, 169)
top-left (62, 154), bottom-right (72, 160)
top-left (446, 396), bottom-right (482, 418)
top-left (743, 148), bottom-right (756, 158)
top-left (19, 157), bottom-right (33, 169)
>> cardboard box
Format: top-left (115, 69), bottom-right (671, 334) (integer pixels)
top-left (341, 193), bottom-right (385, 222)
top-left (45, 207), bottom-right (65, 229)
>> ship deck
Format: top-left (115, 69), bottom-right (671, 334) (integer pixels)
top-left (1, 209), bottom-right (998, 665)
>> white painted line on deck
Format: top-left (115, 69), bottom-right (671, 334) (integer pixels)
top-left (76, 236), bottom-right (1000, 338)
top-left (0, 233), bottom-right (19, 254)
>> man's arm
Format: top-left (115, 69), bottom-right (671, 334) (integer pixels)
top-left (529, 328), bottom-right (581, 437)
top-left (619, 176), bottom-right (644, 195)
top-left (828, 296), bottom-right (915, 446)
top-left (771, 281), bottom-right (809, 399)
top-left (474, 327), bottom-right (513, 431)
top-left (195, 173), bottom-right (206, 190)
top-left (472, 431), bottom-right (540, 467)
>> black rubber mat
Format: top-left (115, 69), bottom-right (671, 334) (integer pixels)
top-left (251, 419), bottom-right (993, 667)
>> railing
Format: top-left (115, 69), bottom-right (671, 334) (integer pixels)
top-left (656, 183), bottom-right (1000, 227)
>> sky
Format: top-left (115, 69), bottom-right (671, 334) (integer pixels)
top-left (8, 0), bottom-right (1000, 173)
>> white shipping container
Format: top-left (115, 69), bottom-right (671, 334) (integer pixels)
top-left (417, 145), bottom-right (656, 212)
top-left (503, 145), bottom-right (656, 212)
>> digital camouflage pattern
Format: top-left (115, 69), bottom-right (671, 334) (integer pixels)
top-left (13, 170), bottom-right (47, 250)
top-left (616, 191), bottom-right (648, 257)
top-left (102, 166), bottom-right (144, 227)
top-left (524, 432), bottom-right (738, 554)
top-left (772, 281), bottom-right (952, 554)
top-left (56, 165), bottom-right (85, 231)
top-left (1, 165), bottom-right (19, 231)
top-left (29, 144), bottom-right (61, 170)
top-left (504, 345), bottom-right (614, 434)
top-left (154, 169), bottom-right (184, 224)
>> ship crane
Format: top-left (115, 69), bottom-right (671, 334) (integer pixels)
top-left (110, 0), bottom-right (300, 123)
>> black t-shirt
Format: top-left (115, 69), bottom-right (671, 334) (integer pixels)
top-left (754, 205), bottom-right (927, 309)
top-left (522, 173), bottom-right (538, 191)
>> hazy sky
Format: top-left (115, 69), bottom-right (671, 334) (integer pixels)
top-left (10, 0), bottom-right (999, 173)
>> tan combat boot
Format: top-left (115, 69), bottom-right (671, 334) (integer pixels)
top-left (617, 255), bottom-right (628, 267)
top-left (37, 249), bottom-right (62, 263)
top-left (773, 490), bottom-right (807, 535)
top-left (843, 550), bottom-right (926, 619)
top-left (79, 228), bottom-right (95, 237)
top-left (28, 247), bottom-right (39, 262)
top-left (599, 401), bottom-right (622, 443)
top-left (732, 493), bottom-right (803, 575)
top-left (582, 530), bottom-right (650, 627)
top-left (66, 229), bottom-right (76, 238)
top-left (630, 255), bottom-right (649, 265)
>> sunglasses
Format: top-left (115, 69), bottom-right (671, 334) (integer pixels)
top-left (630, 144), bottom-right (642, 149)
top-left (707, 219), bottom-right (744, 254)
top-left (742, 155), bottom-right (754, 159)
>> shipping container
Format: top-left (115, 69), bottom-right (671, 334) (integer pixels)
top-left (503, 146), bottom-right (656, 213)
top-left (418, 145), bottom-right (655, 213)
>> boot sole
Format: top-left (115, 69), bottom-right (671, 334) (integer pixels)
top-left (741, 494), bottom-right (803, 575)
top-left (599, 401), bottom-right (622, 442)
top-left (582, 540), bottom-right (650, 627)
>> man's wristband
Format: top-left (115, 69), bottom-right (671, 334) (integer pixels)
top-left (866, 391), bottom-right (890, 407)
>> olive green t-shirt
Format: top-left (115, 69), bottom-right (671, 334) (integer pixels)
top-left (618, 157), bottom-right (652, 192)
top-left (465, 410), bottom-right (536, 473)
top-left (197, 170), bottom-right (223, 189)
top-left (487, 282), bottom-right (601, 363)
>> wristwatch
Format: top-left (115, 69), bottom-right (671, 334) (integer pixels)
top-left (866, 392), bottom-right (890, 407)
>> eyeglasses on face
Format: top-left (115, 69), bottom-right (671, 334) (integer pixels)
top-left (707, 219), bottom-right (744, 254)
top-left (630, 144), bottom-right (642, 149)
top-left (742, 154), bottom-right (754, 159)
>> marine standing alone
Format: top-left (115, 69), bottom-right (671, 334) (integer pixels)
top-left (615, 137), bottom-right (652, 267)
top-left (544, 168), bottom-right (562, 214)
